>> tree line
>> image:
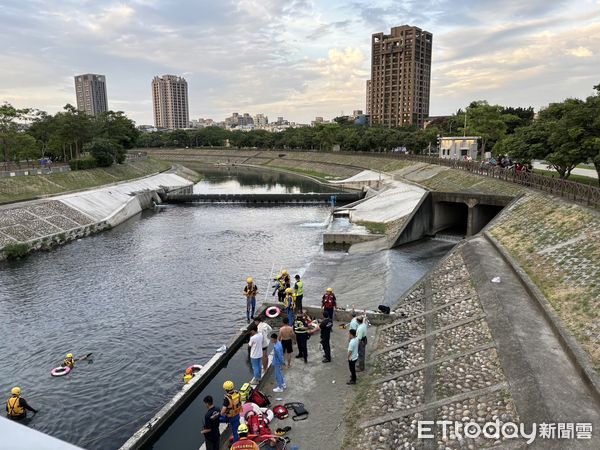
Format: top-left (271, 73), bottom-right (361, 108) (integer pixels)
top-left (2, 82), bottom-right (599, 181)
top-left (0, 104), bottom-right (139, 169)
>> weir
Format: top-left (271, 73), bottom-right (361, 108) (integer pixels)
top-left (161, 191), bottom-right (364, 205)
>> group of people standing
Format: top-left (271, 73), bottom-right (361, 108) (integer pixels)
top-left (243, 270), bottom-right (369, 387)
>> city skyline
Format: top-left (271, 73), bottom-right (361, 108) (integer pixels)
top-left (1, 0), bottom-right (599, 125)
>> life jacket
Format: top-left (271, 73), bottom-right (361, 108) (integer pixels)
top-left (183, 374), bottom-right (193, 384)
top-left (64, 358), bottom-right (75, 369)
top-left (7, 397), bottom-right (24, 417)
top-left (283, 294), bottom-right (295, 309)
top-left (224, 391), bottom-right (243, 417)
top-left (322, 293), bottom-right (335, 309)
top-left (295, 280), bottom-right (304, 296)
top-left (245, 283), bottom-right (257, 296)
top-left (231, 438), bottom-right (259, 450)
top-left (294, 319), bottom-right (308, 334)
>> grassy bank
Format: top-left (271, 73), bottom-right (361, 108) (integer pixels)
top-left (0, 159), bottom-right (171, 204)
top-left (489, 193), bottom-right (600, 371)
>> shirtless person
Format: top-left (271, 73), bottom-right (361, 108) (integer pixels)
top-left (278, 317), bottom-right (295, 368)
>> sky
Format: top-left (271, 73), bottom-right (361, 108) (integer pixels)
top-left (0, 0), bottom-right (599, 125)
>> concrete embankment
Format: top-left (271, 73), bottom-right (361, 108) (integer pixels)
top-left (349, 239), bottom-right (600, 449)
top-left (0, 171), bottom-right (194, 259)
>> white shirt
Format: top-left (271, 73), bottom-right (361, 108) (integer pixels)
top-left (257, 322), bottom-right (273, 349)
top-left (249, 333), bottom-right (263, 359)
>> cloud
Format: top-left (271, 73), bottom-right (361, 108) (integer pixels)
top-left (0, 0), bottom-right (599, 123)
top-left (567, 46), bottom-right (594, 57)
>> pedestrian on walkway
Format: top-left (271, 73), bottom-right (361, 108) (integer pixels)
top-left (347, 329), bottom-right (359, 385)
top-left (321, 287), bottom-right (337, 320)
top-left (319, 312), bottom-right (333, 363)
top-left (294, 314), bottom-right (309, 363)
top-left (248, 325), bottom-right (263, 384)
top-left (243, 277), bottom-right (258, 323)
top-left (356, 316), bottom-right (368, 371)
top-left (278, 317), bottom-right (295, 368)
top-left (202, 395), bottom-right (221, 450)
top-left (254, 316), bottom-right (272, 374)
top-left (293, 274), bottom-right (304, 313)
top-left (349, 312), bottom-right (358, 331)
top-left (271, 333), bottom-right (286, 392)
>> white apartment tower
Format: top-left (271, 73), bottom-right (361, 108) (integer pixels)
top-left (152, 75), bottom-right (189, 129)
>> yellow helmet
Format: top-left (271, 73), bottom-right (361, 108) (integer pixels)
top-left (285, 287), bottom-right (293, 293)
top-left (326, 287), bottom-right (333, 292)
top-left (223, 380), bottom-right (234, 391)
top-left (238, 423), bottom-right (249, 434)
top-left (11, 387), bottom-right (21, 396)
top-left (66, 353), bottom-right (73, 359)
top-left (282, 270), bottom-right (288, 275)
top-left (246, 277), bottom-right (253, 283)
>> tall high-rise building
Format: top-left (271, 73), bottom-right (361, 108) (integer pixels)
top-left (74, 74), bottom-right (108, 116)
top-left (152, 75), bottom-right (189, 129)
top-left (366, 80), bottom-right (371, 115)
top-left (368, 25), bottom-right (432, 128)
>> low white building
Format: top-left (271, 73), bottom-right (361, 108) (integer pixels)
top-left (439, 136), bottom-right (480, 160)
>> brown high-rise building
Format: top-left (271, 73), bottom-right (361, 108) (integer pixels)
top-left (74, 74), bottom-right (108, 116)
top-left (368, 25), bottom-right (432, 128)
top-left (152, 75), bottom-right (189, 129)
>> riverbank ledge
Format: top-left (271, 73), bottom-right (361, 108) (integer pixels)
top-left (0, 170), bottom-right (194, 260)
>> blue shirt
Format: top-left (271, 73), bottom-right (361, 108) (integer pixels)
top-left (349, 317), bottom-right (358, 330)
top-left (348, 337), bottom-right (359, 361)
top-left (273, 341), bottom-right (284, 367)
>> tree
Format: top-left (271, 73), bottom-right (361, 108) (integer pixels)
top-left (28, 111), bottom-right (56, 158)
top-left (83, 138), bottom-right (122, 167)
top-left (457, 101), bottom-right (517, 158)
top-left (0, 103), bottom-right (32, 167)
top-left (95, 111), bottom-right (139, 149)
top-left (13, 134), bottom-right (38, 165)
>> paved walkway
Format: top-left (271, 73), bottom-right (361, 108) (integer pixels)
top-left (462, 236), bottom-right (600, 449)
top-left (532, 161), bottom-right (598, 179)
top-left (256, 319), bottom-right (377, 450)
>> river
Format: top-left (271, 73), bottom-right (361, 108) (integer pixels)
top-left (0, 166), bottom-right (454, 449)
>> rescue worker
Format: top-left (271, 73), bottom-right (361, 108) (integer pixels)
top-left (231, 423), bottom-right (259, 449)
top-left (319, 312), bottom-right (333, 363)
top-left (243, 277), bottom-right (258, 323)
top-left (220, 380), bottom-right (243, 443)
top-left (6, 387), bottom-right (37, 420)
top-left (283, 287), bottom-right (296, 326)
top-left (63, 353), bottom-right (75, 369)
top-left (273, 270), bottom-right (290, 303)
top-left (183, 367), bottom-right (193, 384)
top-left (293, 274), bottom-right (304, 313)
top-left (294, 313), bottom-right (309, 363)
top-left (321, 287), bottom-right (337, 320)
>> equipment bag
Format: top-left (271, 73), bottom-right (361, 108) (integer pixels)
top-left (378, 304), bottom-right (391, 314)
top-left (249, 387), bottom-right (271, 407)
top-left (284, 402), bottom-right (309, 421)
top-left (240, 383), bottom-right (252, 401)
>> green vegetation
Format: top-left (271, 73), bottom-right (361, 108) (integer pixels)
top-left (0, 159), bottom-right (170, 204)
top-left (532, 168), bottom-right (597, 187)
top-left (495, 83), bottom-right (600, 184)
top-left (1, 103), bottom-right (139, 169)
top-left (3, 243), bottom-right (29, 259)
top-left (355, 220), bottom-right (387, 234)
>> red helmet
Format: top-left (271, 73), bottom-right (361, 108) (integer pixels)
top-left (273, 405), bottom-right (289, 420)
